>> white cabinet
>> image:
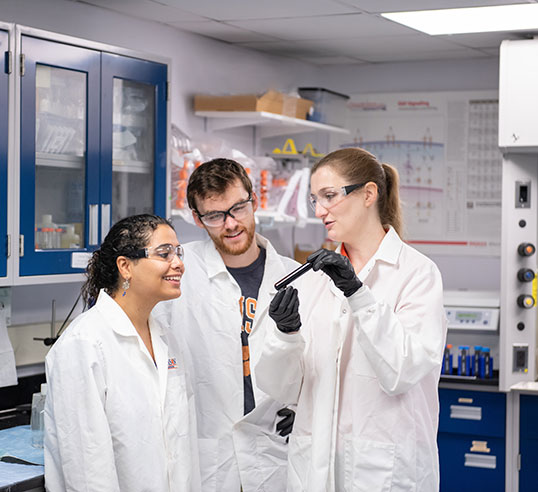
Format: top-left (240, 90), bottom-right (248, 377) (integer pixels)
top-left (499, 39), bottom-right (538, 152)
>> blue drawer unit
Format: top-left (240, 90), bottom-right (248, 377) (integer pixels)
top-left (519, 394), bottom-right (538, 491)
top-left (438, 433), bottom-right (505, 492)
top-left (439, 388), bottom-right (506, 438)
top-left (438, 389), bottom-right (506, 492)
top-left (0, 30), bottom-right (9, 278)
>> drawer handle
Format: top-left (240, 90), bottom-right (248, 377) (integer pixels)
top-left (470, 440), bottom-right (490, 453)
top-left (464, 453), bottom-right (496, 469)
top-left (450, 404), bottom-right (482, 420)
top-left (458, 397), bottom-right (473, 404)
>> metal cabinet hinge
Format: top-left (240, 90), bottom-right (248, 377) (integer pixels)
top-left (4, 51), bottom-right (12, 74)
top-left (517, 453), bottom-right (521, 471)
top-left (6, 234), bottom-right (10, 258)
top-left (19, 53), bottom-right (25, 77)
top-left (19, 235), bottom-right (24, 257)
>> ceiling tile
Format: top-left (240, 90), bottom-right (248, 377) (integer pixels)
top-left (298, 55), bottom-right (367, 65)
top-left (168, 20), bottom-right (278, 43)
top-left (237, 40), bottom-right (337, 58)
top-left (227, 13), bottom-right (415, 41)
top-left (157, 0), bottom-right (358, 20)
top-left (340, 0), bottom-right (528, 14)
top-left (80, 0), bottom-right (206, 22)
top-left (360, 48), bottom-right (491, 63)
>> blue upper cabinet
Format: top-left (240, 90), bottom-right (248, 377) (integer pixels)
top-left (100, 53), bottom-right (167, 232)
top-left (0, 30), bottom-right (8, 279)
top-left (18, 35), bottom-right (168, 278)
top-left (19, 36), bottom-right (100, 276)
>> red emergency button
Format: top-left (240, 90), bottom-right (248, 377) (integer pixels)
top-left (518, 243), bottom-right (536, 257)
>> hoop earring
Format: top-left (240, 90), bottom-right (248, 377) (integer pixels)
top-left (122, 278), bottom-right (130, 297)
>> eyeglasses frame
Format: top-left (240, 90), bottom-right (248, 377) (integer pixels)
top-left (195, 196), bottom-right (254, 227)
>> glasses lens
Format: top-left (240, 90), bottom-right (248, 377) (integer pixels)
top-left (230, 200), bottom-right (251, 218)
top-left (176, 245), bottom-right (184, 260)
top-left (202, 212), bottom-right (225, 227)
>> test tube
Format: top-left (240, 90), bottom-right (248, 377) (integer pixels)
top-left (458, 346), bottom-right (470, 376)
top-left (482, 347), bottom-right (492, 378)
top-left (274, 262), bottom-right (313, 290)
top-left (472, 346), bottom-right (482, 376)
top-left (442, 344), bottom-right (453, 375)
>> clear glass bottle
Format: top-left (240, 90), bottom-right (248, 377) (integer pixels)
top-left (31, 383), bottom-right (47, 448)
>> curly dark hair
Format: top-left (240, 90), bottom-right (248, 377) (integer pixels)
top-left (81, 214), bottom-right (173, 308)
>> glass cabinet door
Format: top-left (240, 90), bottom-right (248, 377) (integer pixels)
top-left (0, 30), bottom-right (9, 278)
top-left (19, 36), bottom-right (100, 276)
top-left (101, 53), bottom-right (167, 230)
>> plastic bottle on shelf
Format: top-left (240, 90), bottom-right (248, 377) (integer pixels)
top-left (31, 383), bottom-right (47, 448)
top-left (61, 224), bottom-right (81, 249)
top-left (37, 214), bottom-right (57, 249)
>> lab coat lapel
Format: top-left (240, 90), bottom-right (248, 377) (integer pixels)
top-left (250, 235), bottom-right (282, 331)
top-left (150, 316), bottom-right (169, 408)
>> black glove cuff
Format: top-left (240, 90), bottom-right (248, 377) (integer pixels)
top-left (343, 279), bottom-right (363, 298)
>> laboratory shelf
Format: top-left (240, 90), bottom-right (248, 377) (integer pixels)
top-left (440, 369), bottom-right (499, 387)
top-left (112, 160), bottom-right (152, 174)
top-left (35, 152), bottom-right (84, 169)
top-left (195, 110), bottom-right (350, 139)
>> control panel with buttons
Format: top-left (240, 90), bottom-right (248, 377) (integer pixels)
top-left (445, 307), bottom-right (499, 331)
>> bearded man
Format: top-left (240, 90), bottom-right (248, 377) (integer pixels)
top-left (153, 158), bottom-right (298, 492)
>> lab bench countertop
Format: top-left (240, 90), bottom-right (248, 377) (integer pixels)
top-left (0, 426), bottom-right (44, 492)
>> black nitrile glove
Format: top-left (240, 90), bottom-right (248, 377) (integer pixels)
top-left (307, 248), bottom-right (362, 297)
top-left (269, 287), bottom-right (301, 333)
top-left (276, 407), bottom-right (295, 437)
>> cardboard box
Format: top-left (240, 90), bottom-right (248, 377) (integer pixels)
top-left (194, 90), bottom-right (313, 120)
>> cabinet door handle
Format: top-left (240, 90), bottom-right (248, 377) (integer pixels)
top-left (464, 453), bottom-right (496, 469)
top-left (450, 404), bottom-right (482, 420)
top-left (458, 397), bottom-right (473, 404)
top-left (89, 204), bottom-right (98, 245)
top-left (101, 204), bottom-right (111, 240)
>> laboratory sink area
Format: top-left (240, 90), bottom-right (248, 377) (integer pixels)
top-left (0, 371), bottom-right (46, 492)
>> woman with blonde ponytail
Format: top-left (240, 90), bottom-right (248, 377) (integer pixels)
top-left (257, 148), bottom-right (447, 491)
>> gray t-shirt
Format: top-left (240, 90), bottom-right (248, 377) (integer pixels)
top-left (226, 247), bottom-right (266, 415)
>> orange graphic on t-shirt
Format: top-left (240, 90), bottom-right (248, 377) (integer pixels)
top-left (239, 296), bottom-right (257, 335)
top-left (243, 345), bottom-right (251, 377)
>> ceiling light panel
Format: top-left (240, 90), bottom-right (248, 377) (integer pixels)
top-left (382, 4), bottom-right (538, 35)
top-left (345, 0), bottom-right (524, 14)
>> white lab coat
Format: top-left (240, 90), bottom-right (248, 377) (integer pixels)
top-left (44, 290), bottom-right (201, 492)
top-left (153, 234), bottom-right (300, 492)
top-left (256, 227), bottom-right (447, 492)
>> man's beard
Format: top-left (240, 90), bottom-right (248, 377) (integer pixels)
top-left (208, 218), bottom-right (256, 256)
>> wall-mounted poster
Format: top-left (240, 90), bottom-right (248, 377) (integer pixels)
top-left (331, 91), bottom-right (501, 256)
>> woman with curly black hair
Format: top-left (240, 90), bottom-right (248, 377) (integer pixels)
top-left (44, 214), bottom-right (201, 491)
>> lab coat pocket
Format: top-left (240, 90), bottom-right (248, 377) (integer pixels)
top-left (344, 437), bottom-right (395, 492)
top-left (287, 434), bottom-right (312, 491)
top-left (198, 438), bottom-right (219, 492)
